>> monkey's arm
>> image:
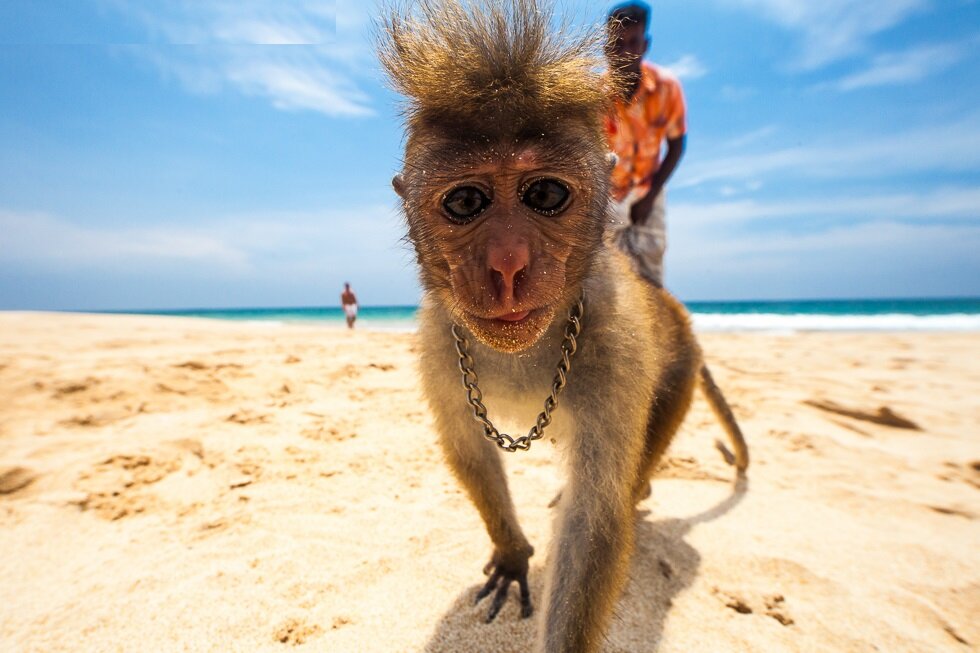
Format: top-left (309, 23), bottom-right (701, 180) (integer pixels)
top-left (630, 134), bottom-right (686, 226)
top-left (429, 397), bottom-right (535, 620)
top-left (417, 312), bottom-right (536, 622)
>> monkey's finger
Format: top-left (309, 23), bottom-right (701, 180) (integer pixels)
top-left (485, 578), bottom-right (513, 623)
top-left (518, 576), bottom-right (533, 619)
top-left (475, 570), bottom-right (501, 604)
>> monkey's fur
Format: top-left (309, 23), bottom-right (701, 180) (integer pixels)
top-left (379, 1), bottom-right (748, 650)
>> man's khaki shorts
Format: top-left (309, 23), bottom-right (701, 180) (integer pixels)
top-left (608, 188), bottom-right (667, 287)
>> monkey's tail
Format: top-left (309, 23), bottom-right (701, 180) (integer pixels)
top-left (699, 364), bottom-right (750, 472)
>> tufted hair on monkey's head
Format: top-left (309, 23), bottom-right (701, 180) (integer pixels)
top-left (379, 0), bottom-right (611, 138)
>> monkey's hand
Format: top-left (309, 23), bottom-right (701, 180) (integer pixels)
top-left (475, 545), bottom-right (534, 622)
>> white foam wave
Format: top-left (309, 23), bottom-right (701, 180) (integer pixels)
top-left (691, 312), bottom-right (980, 332)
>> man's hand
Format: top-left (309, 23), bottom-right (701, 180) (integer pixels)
top-left (629, 185), bottom-right (658, 226)
top-left (630, 134), bottom-right (685, 225)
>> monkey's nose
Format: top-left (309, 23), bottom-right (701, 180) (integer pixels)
top-left (488, 244), bottom-right (530, 303)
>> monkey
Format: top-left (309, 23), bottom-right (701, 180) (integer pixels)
top-left (377, 1), bottom-right (749, 651)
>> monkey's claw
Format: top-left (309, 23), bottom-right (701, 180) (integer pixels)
top-left (475, 560), bottom-right (533, 622)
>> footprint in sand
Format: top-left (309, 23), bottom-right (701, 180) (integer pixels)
top-left (51, 378), bottom-right (99, 398)
top-left (330, 615), bottom-right (353, 630)
top-left (174, 360), bottom-right (243, 373)
top-left (226, 410), bottom-right (271, 425)
top-left (763, 594), bottom-right (795, 626)
top-left (231, 445), bottom-right (267, 482)
top-left (173, 361), bottom-right (208, 371)
top-left (0, 466), bottom-right (37, 495)
top-left (328, 364), bottom-right (363, 385)
top-left (803, 399), bottom-right (921, 430)
top-left (783, 433), bottom-right (817, 453)
top-left (712, 588), bottom-right (795, 626)
top-left (301, 422), bottom-right (359, 443)
top-left (74, 444), bottom-right (197, 520)
top-left (936, 461), bottom-right (980, 490)
top-left (60, 411), bottom-right (130, 428)
top-left (653, 456), bottom-right (728, 482)
top-left (926, 504), bottom-right (976, 520)
top-left (273, 617), bottom-right (323, 645)
top-left (712, 588), bottom-right (753, 614)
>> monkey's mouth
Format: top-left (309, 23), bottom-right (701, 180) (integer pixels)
top-left (460, 306), bottom-right (553, 353)
top-left (493, 309), bottom-right (532, 323)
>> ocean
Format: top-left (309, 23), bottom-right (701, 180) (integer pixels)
top-left (111, 297), bottom-right (980, 332)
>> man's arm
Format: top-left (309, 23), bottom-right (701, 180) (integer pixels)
top-left (629, 134), bottom-right (686, 226)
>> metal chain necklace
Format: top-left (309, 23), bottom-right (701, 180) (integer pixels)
top-left (451, 296), bottom-right (584, 453)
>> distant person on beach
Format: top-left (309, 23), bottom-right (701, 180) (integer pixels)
top-left (605, 1), bottom-right (687, 287)
top-left (341, 282), bottom-right (358, 329)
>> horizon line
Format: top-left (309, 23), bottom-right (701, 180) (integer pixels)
top-left (4, 294), bottom-right (979, 315)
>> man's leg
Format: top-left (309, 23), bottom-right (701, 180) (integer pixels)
top-left (633, 189), bottom-right (666, 286)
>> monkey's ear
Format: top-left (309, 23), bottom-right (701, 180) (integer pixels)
top-left (392, 174), bottom-right (407, 198)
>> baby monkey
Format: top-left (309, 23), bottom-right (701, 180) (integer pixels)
top-left (379, 1), bottom-right (749, 651)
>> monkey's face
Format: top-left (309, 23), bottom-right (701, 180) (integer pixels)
top-left (395, 137), bottom-right (607, 353)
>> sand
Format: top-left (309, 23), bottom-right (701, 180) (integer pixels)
top-left (1, 311), bottom-right (978, 652)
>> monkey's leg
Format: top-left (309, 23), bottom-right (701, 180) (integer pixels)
top-left (548, 366), bottom-right (692, 509)
top-left (632, 360), bottom-right (699, 503)
top-left (432, 402), bottom-right (535, 622)
top-left (539, 424), bottom-right (642, 653)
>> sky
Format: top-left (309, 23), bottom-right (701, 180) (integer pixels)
top-left (0, 0), bottom-right (978, 310)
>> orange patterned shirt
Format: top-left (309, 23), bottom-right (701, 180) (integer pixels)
top-left (605, 62), bottom-right (687, 202)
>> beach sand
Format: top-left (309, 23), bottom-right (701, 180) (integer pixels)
top-left (1, 312), bottom-right (978, 652)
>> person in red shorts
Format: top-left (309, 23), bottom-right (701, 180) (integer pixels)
top-left (605, 1), bottom-right (687, 287)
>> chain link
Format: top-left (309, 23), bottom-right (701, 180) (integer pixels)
top-left (451, 296), bottom-right (584, 453)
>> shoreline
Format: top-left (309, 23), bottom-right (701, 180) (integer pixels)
top-left (4, 308), bottom-right (980, 334)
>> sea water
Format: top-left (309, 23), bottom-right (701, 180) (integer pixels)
top-left (109, 297), bottom-right (980, 332)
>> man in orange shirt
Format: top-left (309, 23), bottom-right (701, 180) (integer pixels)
top-left (605, 2), bottom-right (687, 287)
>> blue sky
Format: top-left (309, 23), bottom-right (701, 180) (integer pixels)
top-left (1, 0), bottom-right (978, 310)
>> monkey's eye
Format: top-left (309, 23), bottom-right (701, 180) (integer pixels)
top-left (442, 186), bottom-right (491, 223)
top-left (521, 178), bottom-right (571, 216)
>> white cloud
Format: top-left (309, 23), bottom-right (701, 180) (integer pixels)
top-left (667, 171), bottom-right (980, 300)
top-left (0, 204), bottom-right (406, 277)
top-left (104, 0), bottom-right (374, 117)
top-left (720, 125), bottom-right (779, 149)
top-left (225, 54), bottom-right (372, 116)
top-left (833, 42), bottom-right (969, 91)
top-left (0, 204), bottom-right (421, 309)
top-left (719, 0), bottom-right (929, 69)
top-left (677, 114), bottom-right (980, 188)
top-left (671, 187), bottom-right (980, 228)
top-left (663, 54), bottom-right (708, 81)
top-left (0, 210), bottom-right (250, 271)
top-left (669, 218), bottom-right (980, 300)
top-left (101, 0), bottom-right (338, 44)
